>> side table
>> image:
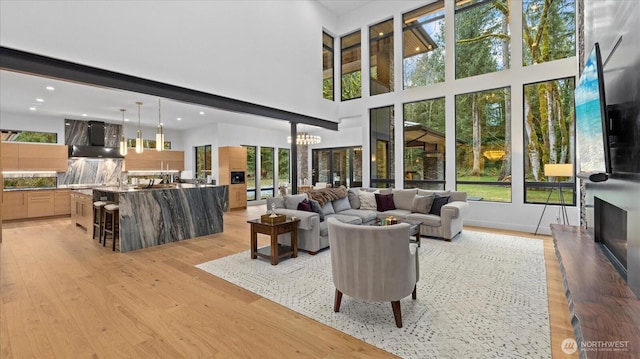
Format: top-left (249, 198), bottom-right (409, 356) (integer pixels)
top-left (248, 217), bottom-right (300, 265)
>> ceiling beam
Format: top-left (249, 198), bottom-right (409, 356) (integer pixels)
top-left (0, 46), bottom-right (339, 131)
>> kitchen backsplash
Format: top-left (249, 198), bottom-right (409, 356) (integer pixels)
top-left (58, 159), bottom-right (123, 186)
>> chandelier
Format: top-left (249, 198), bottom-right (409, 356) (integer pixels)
top-left (287, 132), bottom-right (321, 145)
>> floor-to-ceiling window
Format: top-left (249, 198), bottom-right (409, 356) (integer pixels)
top-left (403, 98), bottom-right (446, 190)
top-left (341, 30), bottom-right (362, 101)
top-left (194, 144), bottom-right (211, 180)
top-left (244, 145), bottom-right (257, 201)
top-left (370, 18), bottom-right (394, 95)
top-left (278, 148), bottom-right (290, 190)
top-left (260, 147), bottom-right (274, 199)
top-left (370, 106), bottom-right (394, 188)
top-left (402, 1), bottom-right (445, 88)
top-left (456, 87), bottom-right (512, 202)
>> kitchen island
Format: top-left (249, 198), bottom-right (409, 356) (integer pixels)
top-left (94, 184), bottom-right (228, 252)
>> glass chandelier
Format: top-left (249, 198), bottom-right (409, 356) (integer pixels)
top-left (119, 108), bottom-right (127, 156)
top-left (287, 132), bottom-right (321, 145)
top-left (135, 101), bottom-right (144, 154)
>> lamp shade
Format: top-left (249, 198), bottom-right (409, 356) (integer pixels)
top-left (544, 163), bottom-right (573, 177)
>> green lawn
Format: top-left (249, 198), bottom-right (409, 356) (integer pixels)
top-left (456, 176), bottom-right (575, 204)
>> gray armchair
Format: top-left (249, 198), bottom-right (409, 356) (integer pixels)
top-left (327, 218), bottom-right (419, 328)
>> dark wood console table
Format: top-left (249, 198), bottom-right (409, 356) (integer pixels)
top-left (551, 224), bottom-right (640, 358)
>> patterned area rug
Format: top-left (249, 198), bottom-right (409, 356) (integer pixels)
top-left (196, 231), bottom-right (551, 358)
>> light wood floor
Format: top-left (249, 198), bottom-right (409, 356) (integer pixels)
top-left (1, 206), bottom-right (577, 358)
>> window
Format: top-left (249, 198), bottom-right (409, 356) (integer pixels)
top-left (1, 129), bottom-right (57, 143)
top-left (403, 98), bottom-right (446, 190)
top-left (323, 32), bottom-right (334, 100)
top-left (370, 19), bottom-right (394, 95)
top-left (523, 0), bottom-right (575, 66)
top-left (456, 87), bottom-right (511, 202)
top-left (127, 139), bottom-right (171, 150)
top-left (370, 106), bottom-right (395, 188)
top-left (194, 145), bottom-right (211, 180)
top-left (455, 0), bottom-right (510, 79)
top-left (278, 148), bottom-right (290, 188)
top-left (312, 146), bottom-right (362, 188)
top-left (403, 1), bottom-right (445, 88)
top-left (524, 77), bottom-right (575, 204)
top-left (341, 30), bottom-right (361, 101)
top-left (244, 145), bottom-right (257, 201)
top-left (260, 147), bottom-right (275, 199)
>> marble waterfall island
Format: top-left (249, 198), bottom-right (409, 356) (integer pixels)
top-left (96, 185), bottom-right (228, 252)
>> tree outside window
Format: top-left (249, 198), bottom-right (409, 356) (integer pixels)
top-left (370, 106), bottom-right (395, 188)
top-left (523, 0), bottom-right (575, 66)
top-left (194, 145), bottom-right (211, 180)
top-left (323, 32), bottom-right (334, 100)
top-left (260, 147), bottom-right (274, 199)
top-left (341, 30), bottom-right (362, 101)
top-left (244, 146), bottom-right (257, 201)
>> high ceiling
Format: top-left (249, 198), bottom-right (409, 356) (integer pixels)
top-left (316, 0), bottom-right (369, 15)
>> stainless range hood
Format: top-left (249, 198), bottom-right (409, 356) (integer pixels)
top-left (68, 145), bottom-right (123, 158)
top-left (67, 120), bottom-right (124, 158)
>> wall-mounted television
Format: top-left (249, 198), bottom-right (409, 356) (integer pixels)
top-left (575, 42), bottom-right (612, 175)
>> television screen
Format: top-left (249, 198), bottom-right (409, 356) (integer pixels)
top-left (575, 43), bottom-right (611, 174)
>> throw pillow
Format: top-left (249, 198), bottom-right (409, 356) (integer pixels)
top-left (429, 194), bottom-right (450, 216)
top-left (332, 196), bottom-right (351, 212)
top-left (347, 189), bottom-right (361, 209)
top-left (358, 191), bottom-right (377, 210)
top-left (320, 201), bottom-right (335, 216)
top-left (309, 199), bottom-right (324, 221)
top-left (297, 198), bottom-right (313, 212)
top-left (411, 194), bottom-right (434, 214)
top-left (375, 193), bottom-right (396, 212)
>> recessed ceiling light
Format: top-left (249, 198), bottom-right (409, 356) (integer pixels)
top-left (46, 86), bottom-right (55, 91)
top-left (124, 118), bottom-right (129, 122)
top-left (36, 98), bottom-right (44, 102)
top-left (65, 122), bottom-right (70, 126)
top-left (177, 117), bottom-right (182, 121)
top-left (29, 107), bottom-right (37, 111)
top-left (199, 111), bottom-right (205, 115)
top-left (82, 114), bottom-right (87, 117)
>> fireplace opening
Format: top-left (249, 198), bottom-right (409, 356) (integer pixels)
top-left (594, 197), bottom-right (628, 276)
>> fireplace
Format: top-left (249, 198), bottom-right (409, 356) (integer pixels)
top-left (594, 196), bottom-right (628, 272)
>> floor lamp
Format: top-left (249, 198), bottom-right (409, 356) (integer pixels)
top-left (534, 163), bottom-right (573, 235)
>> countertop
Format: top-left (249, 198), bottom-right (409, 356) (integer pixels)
top-left (94, 184), bottom-right (224, 193)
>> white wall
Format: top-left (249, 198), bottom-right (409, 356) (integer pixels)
top-left (0, 0), bottom-right (339, 123)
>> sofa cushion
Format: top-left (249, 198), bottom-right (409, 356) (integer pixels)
top-left (406, 213), bottom-right (442, 227)
top-left (411, 194), bottom-right (434, 214)
top-left (358, 191), bottom-right (377, 210)
top-left (332, 196), bottom-right (352, 213)
top-left (309, 199), bottom-right (324, 221)
top-left (339, 209), bottom-right (378, 223)
top-left (325, 213), bottom-right (362, 225)
top-left (347, 188), bottom-right (361, 209)
top-left (268, 196), bottom-right (285, 209)
top-left (417, 189), bottom-right (450, 198)
top-left (392, 189), bottom-right (417, 211)
top-left (375, 193), bottom-right (396, 211)
top-left (376, 209), bottom-right (412, 220)
top-left (285, 194), bottom-right (309, 209)
top-left (429, 194), bottom-right (451, 215)
top-left (320, 201), bottom-right (335, 216)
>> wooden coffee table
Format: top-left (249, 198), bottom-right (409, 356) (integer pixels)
top-left (248, 217), bottom-right (300, 265)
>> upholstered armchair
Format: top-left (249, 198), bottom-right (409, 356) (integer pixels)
top-left (327, 218), bottom-right (419, 328)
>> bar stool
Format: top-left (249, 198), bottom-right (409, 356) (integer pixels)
top-left (92, 201), bottom-right (108, 243)
top-left (102, 204), bottom-right (120, 251)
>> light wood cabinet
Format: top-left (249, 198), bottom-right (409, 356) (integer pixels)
top-left (124, 150), bottom-right (184, 171)
top-left (219, 146), bottom-right (247, 209)
top-left (2, 191), bottom-right (28, 220)
top-left (54, 189), bottom-right (71, 215)
top-left (27, 190), bottom-right (55, 218)
top-left (0, 143), bottom-right (67, 172)
top-left (70, 192), bottom-right (92, 234)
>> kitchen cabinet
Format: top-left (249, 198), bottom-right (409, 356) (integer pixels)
top-left (124, 150), bottom-right (184, 171)
top-left (1, 191), bottom-right (27, 220)
top-left (70, 192), bottom-right (92, 234)
top-left (27, 190), bottom-right (54, 218)
top-left (54, 189), bottom-right (71, 215)
top-left (0, 143), bottom-right (67, 172)
top-left (219, 146), bottom-right (247, 209)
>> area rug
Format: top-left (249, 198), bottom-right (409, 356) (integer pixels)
top-left (196, 231), bottom-right (551, 358)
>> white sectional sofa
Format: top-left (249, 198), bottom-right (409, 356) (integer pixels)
top-left (266, 188), bottom-right (468, 254)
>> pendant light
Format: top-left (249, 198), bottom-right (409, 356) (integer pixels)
top-left (156, 98), bottom-right (164, 151)
top-left (135, 101), bottom-right (144, 154)
top-left (119, 108), bottom-right (128, 156)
